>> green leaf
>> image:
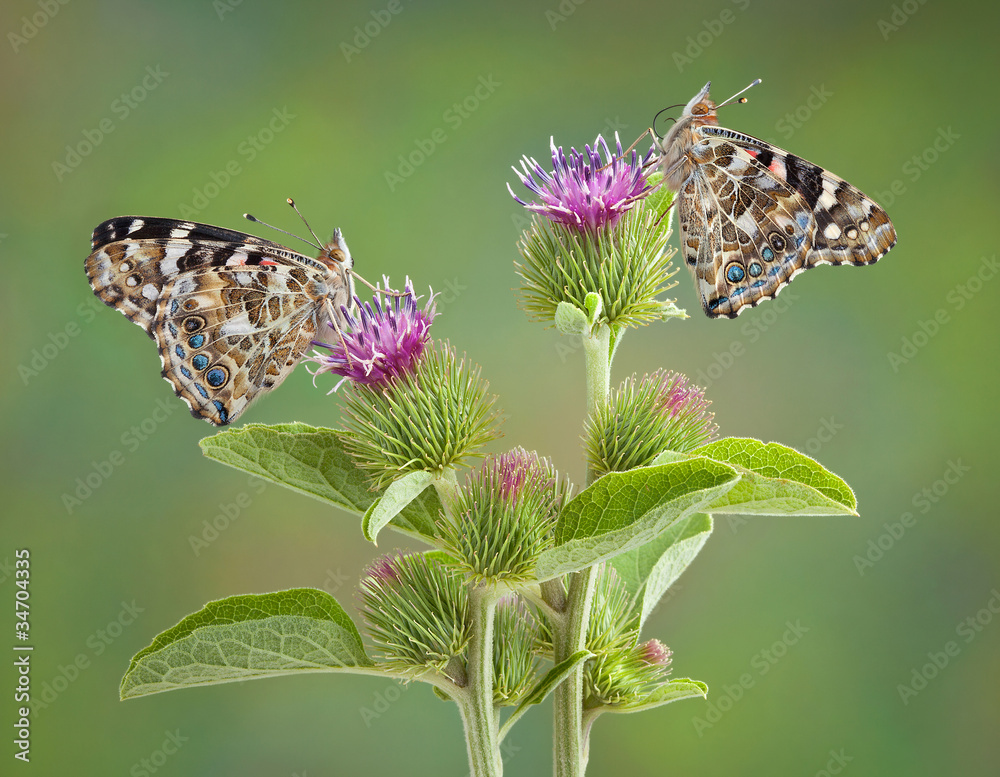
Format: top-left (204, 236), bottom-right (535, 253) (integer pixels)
top-left (642, 172), bottom-right (675, 239)
top-left (534, 458), bottom-right (738, 581)
top-left (680, 437), bottom-right (857, 515)
top-left (199, 423), bottom-right (440, 539)
top-left (555, 301), bottom-right (589, 335)
top-left (498, 650), bottom-right (592, 741)
top-left (120, 589), bottom-right (376, 700)
top-left (606, 678), bottom-right (708, 714)
top-left (608, 513), bottom-right (713, 629)
top-left (362, 470), bottom-right (435, 544)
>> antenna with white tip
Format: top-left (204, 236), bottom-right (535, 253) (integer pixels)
top-left (286, 197), bottom-right (325, 248)
top-left (243, 208), bottom-right (322, 252)
top-left (715, 78), bottom-right (762, 110)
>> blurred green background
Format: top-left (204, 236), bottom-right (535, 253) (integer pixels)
top-left (2, 0), bottom-right (997, 774)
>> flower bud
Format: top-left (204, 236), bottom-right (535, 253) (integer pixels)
top-left (340, 342), bottom-right (502, 489)
top-left (440, 448), bottom-right (560, 582)
top-left (493, 596), bottom-right (539, 706)
top-left (360, 552), bottom-right (469, 675)
top-left (585, 369), bottom-right (717, 477)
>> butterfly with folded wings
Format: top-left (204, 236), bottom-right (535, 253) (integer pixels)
top-left (656, 80), bottom-right (896, 318)
top-left (85, 212), bottom-right (354, 425)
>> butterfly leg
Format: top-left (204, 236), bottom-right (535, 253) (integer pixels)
top-left (596, 128), bottom-right (655, 174)
top-left (620, 144), bottom-right (691, 210)
top-left (621, 171), bottom-right (675, 210)
top-left (651, 197), bottom-right (676, 229)
top-left (323, 299), bottom-right (356, 369)
top-left (352, 272), bottom-right (407, 298)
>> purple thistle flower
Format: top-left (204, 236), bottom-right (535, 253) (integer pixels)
top-left (306, 278), bottom-right (436, 389)
top-left (508, 133), bottom-right (654, 233)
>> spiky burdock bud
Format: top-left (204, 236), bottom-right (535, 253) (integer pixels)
top-left (359, 552), bottom-right (469, 677)
top-left (509, 134), bottom-right (679, 330)
top-left (586, 639), bottom-right (674, 708)
top-left (439, 448), bottom-right (560, 583)
top-left (587, 564), bottom-right (639, 655)
top-left (493, 596), bottom-right (539, 706)
top-left (340, 341), bottom-right (502, 490)
top-left (585, 369), bottom-right (718, 478)
top-left (582, 566), bottom-right (674, 707)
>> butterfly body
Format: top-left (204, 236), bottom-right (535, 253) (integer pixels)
top-left (659, 81), bottom-right (896, 318)
top-left (85, 217), bottom-right (354, 425)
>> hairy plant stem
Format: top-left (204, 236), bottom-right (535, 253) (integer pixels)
top-left (461, 583), bottom-right (502, 777)
top-left (552, 565), bottom-right (596, 777)
top-left (581, 325), bottom-right (612, 452)
top-left (552, 322), bottom-right (615, 777)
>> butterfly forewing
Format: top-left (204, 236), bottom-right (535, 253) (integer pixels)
top-left (85, 216), bottom-right (354, 425)
top-left (702, 127), bottom-right (896, 266)
top-left (660, 83), bottom-right (897, 318)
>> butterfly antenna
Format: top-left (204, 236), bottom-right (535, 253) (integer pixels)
top-left (243, 211), bottom-right (322, 251)
top-left (715, 78), bottom-right (762, 110)
top-left (286, 198), bottom-right (325, 247)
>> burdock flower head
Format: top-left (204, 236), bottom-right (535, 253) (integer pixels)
top-left (508, 133), bottom-right (652, 233)
top-left (439, 448), bottom-right (562, 582)
top-left (586, 638), bottom-right (675, 708)
top-left (306, 277), bottom-right (436, 389)
top-left (359, 551), bottom-right (470, 676)
top-left (509, 133), bottom-right (679, 330)
top-left (306, 278), bottom-right (500, 490)
top-left (492, 596), bottom-right (539, 706)
top-left (583, 566), bottom-right (674, 708)
top-left (585, 369), bottom-right (718, 478)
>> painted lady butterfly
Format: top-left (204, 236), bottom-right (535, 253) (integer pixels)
top-left (658, 80), bottom-right (896, 318)
top-left (85, 212), bottom-right (355, 425)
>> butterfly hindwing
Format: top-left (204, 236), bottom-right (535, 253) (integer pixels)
top-left (155, 265), bottom-right (326, 424)
top-left (681, 134), bottom-right (817, 317)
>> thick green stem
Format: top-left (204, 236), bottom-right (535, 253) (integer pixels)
top-left (581, 324), bottom-right (612, 437)
top-left (552, 321), bottom-right (614, 777)
top-left (461, 584), bottom-right (502, 777)
top-left (552, 565), bottom-right (596, 777)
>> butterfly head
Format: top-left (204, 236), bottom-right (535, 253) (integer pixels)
top-left (317, 228), bottom-right (356, 327)
top-left (682, 81), bottom-right (720, 129)
top-left (657, 82), bottom-right (721, 190)
top-left (321, 228), bottom-right (353, 273)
